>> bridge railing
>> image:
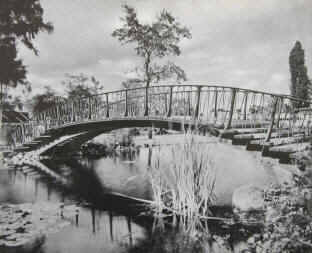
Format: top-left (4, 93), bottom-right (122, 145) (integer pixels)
top-left (7, 84), bottom-right (312, 148)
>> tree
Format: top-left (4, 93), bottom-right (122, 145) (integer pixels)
top-left (31, 86), bottom-right (61, 114)
top-left (0, 37), bottom-right (26, 105)
top-left (121, 78), bottom-right (143, 89)
top-left (0, 0), bottom-right (53, 105)
top-left (112, 5), bottom-right (191, 115)
top-left (0, 0), bottom-right (53, 54)
top-left (62, 73), bottom-right (103, 100)
top-left (289, 41), bottom-right (311, 107)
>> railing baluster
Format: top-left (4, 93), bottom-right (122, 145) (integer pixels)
top-left (225, 88), bottom-right (237, 130)
top-left (188, 91), bottom-right (192, 116)
top-left (124, 90), bottom-right (128, 117)
top-left (167, 87), bottom-right (173, 117)
top-left (144, 86), bottom-right (149, 116)
top-left (72, 100), bottom-right (76, 122)
top-left (243, 92), bottom-right (248, 120)
top-left (106, 93), bottom-right (110, 118)
top-left (88, 97), bottom-right (92, 120)
top-left (265, 96), bottom-right (278, 142)
top-left (275, 98), bottom-right (283, 129)
top-left (214, 89), bottom-right (218, 119)
top-left (194, 86), bottom-right (202, 119)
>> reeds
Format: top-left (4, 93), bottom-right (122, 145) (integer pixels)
top-left (149, 131), bottom-right (217, 233)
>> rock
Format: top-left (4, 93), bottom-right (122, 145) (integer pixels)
top-left (232, 184), bottom-right (264, 212)
top-left (265, 206), bottom-right (279, 223)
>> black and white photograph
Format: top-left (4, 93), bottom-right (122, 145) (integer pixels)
top-left (1, 0), bottom-right (312, 252)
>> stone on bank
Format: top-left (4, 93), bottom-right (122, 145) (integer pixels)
top-left (232, 184), bottom-right (264, 212)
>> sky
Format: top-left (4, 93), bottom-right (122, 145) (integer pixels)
top-left (16, 0), bottom-right (312, 97)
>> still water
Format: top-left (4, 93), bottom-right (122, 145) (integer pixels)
top-left (0, 168), bottom-right (147, 253)
top-left (0, 134), bottom-right (278, 252)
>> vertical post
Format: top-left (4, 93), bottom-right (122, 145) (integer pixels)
top-left (144, 86), bottom-right (149, 116)
top-left (88, 97), bottom-right (92, 120)
top-left (194, 86), bottom-right (202, 119)
top-left (167, 87), bottom-right (173, 117)
top-left (91, 208), bottom-right (96, 234)
top-left (265, 96), bottom-right (278, 142)
top-left (214, 89), bottom-right (218, 119)
top-left (188, 91), bottom-right (192, 116)
top-left (72, 101), bottom-right (76, 122)
top-left (106, 93), bottom-right (110, 118)
top-left (243, 92), bottom-right (248, 120)
top-left (109, 211), bottom-right (114, 241)
top-left (56, 104), bottom-right (59, 127)
top-left (77, 100), bottom-right (81, 121)
top-left (124, 90), bottom-right (128, 117)
top-left (225, 88), bottom-right (237, 130)
top-left (164, 93), bottom-right (168, 115)
top-left (275, 98), bottom-right (283, 129)
top-left (127, 216), bottom-right (133, 247)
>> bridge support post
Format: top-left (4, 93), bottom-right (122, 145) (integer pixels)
top-left (72, 101), bottom-right (76, 122)
top-left (188, 91), bottom-right (192, 116)
top-left (243, 92), bottom-right (248, 120)
top-left (167, 87), bottom-right (173, 118)
top-left (265, 96), bottom-right (278, 142)
top-left (214, 89), bottom-right (218, 120)
top-left (88, 97), bottom-right (92, 120)
top-left (124, 90), bottom-right (128, 117)
top-left (225, 88), bottom-right (237, 130)
top-left (144, 87), bottom-right (149, 117)
top-left (106, 94), bottom-right (110, 118)
top-left (275, 98), bottom-right (283, 129)
top-left (194, 86), bottom-right (202, 119)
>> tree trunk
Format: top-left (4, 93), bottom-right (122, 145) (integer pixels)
top-left (0, 83), bottom-right (3, 152)
top-left (144, 53), bottom-right (151, 117)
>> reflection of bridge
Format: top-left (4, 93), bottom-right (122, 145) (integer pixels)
top-left (10, 85), bottom-right (312, 163)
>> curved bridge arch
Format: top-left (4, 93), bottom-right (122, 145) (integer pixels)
top-left (10, 84), bottom-right (312, 162)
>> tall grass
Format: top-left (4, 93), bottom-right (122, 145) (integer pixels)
top-left (149, 131), bottom-right (217, 234)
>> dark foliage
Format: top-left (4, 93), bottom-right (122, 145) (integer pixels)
top-left (62, 73), bottom-right (103, 100)
top-left (31, 86), bottom-right (63, 114)
top-left (289, 41), bottom-right (311, 107)
top-left (0, 0), bottom-right (53, 105)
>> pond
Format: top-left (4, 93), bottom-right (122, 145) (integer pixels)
top-left (0, 133), bottom-right (285, 252)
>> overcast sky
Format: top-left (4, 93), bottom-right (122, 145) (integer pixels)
top-left (17, 0), bottom-right (312, 97)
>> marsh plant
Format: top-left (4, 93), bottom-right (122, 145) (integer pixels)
top-left (149, 132), bottom-right (217, 234)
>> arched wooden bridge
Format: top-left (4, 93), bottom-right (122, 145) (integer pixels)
top-left (9, 85), bottom-right (312, 163)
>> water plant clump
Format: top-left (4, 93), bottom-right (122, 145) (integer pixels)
top-left (149, 131), bottom-right (217, 234)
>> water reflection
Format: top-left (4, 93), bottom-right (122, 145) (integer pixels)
top-left (1, 134), bottom-right (274, 252)
top-left (60, 138), bottom-right (277, 205)
top-left (0, 168), bottom-right (147, 253)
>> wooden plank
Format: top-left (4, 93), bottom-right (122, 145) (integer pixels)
top-left (250, 135), bottom-right (310, 147)
top-left (219, 128), bottom-right (269, 138)
top-left (269, 142), bottom-right (310, 153)
top-left (232, 130), bottom-right (305, 145)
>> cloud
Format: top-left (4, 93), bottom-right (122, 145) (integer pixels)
top-left (14, 0), bottom-right (312, 98)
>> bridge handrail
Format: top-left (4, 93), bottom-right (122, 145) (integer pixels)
top-left (33, 84), bottom-right (312, 120)
top-left (63, 84), bottom-right (312, 102)
top-left (7, 83), bottom-right (312, 150)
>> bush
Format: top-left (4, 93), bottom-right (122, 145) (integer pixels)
top-left (244, 174), bottom-right (312, 253)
